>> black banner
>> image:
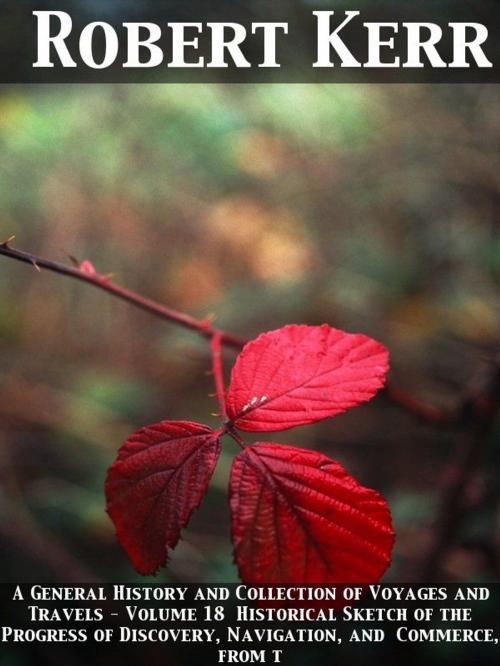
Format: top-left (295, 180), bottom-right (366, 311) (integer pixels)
top-left (1, 584), bottom-right (499, 665)
top-left (1, 0), bottom-right (500, 83)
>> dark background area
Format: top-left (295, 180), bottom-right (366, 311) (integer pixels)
top-left (0, 83), bottom-right (499, 662)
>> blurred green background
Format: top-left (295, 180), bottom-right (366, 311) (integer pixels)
top-left (0, 84), bottom-right (499, 587)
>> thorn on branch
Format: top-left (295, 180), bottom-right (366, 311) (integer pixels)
top-left (1, 235), bottom-right (16, 248)
top-left (69, 256), bottom-right (113, 282)
top-left (200, 317), bottom-right (215, 332)
top-left (79, 260), bottom-right (98, 276)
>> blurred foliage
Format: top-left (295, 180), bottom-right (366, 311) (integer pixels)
top-left (0, 84), bottom-right (499, 593)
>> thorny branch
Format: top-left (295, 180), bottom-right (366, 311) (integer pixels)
top-left (0, 240), bottom-right (245, 350)
top-left (0, 238), bottom-right (455, 424)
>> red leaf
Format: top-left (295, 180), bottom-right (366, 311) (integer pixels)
top-left (230, 443), bottom-right (394, 584)
top-left (105, 420), bottom-right (221, 575)
top-left (226, 324), bottom-right (389, 432)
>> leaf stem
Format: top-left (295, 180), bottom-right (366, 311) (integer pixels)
top-left (225, 427), bottom-right (247, 450)
top-left (210, 331), bottom-right (227, 421)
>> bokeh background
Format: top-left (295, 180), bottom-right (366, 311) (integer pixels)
top-left (0, 84), bottom-right (499, 594)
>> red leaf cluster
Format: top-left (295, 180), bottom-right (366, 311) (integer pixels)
top-left (105, 324), bottom-right (394, 584)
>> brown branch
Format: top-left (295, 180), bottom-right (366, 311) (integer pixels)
top-left (418, 354), bottom-right (500, 582)
top-left (0, 239), bottom-right (457, 424)
top-left (384, 384), bottom-right (457, 425)
top-left (0, 241), bottom-right (245, 350)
